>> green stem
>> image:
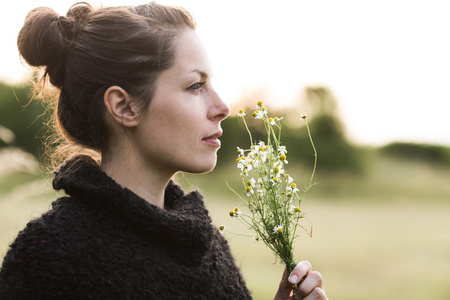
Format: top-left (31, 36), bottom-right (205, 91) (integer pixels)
top-left (286, 259), bottom-right (298, 296)
top-left (304, 119), bottom-right (317, 192)
top-left (242, 117), bottom-right (253, 145)
top-left (292, 118), bottom-right (317, 239)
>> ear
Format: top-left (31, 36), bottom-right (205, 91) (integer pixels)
top-left (104, 86), bottom-right (139, 127)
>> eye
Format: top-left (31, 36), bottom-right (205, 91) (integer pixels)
top-left (188, 81), bottom-right (206, 92)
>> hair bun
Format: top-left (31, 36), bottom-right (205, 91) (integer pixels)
top-left (17, 7), bottom-right (64, 68)
top-left (64, 2), bottom-right (92, 40)
top-left (17, 3), bottom-right (92, 88)
top-left (66, 2), bottom-right (92, 22)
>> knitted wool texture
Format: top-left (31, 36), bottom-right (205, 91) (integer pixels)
top-left (0, 156), bottom-right (252, 299)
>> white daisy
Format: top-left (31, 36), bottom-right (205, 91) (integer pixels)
top-left (254, 110), bottom-right (264, 119)
top-left (273, 225), bottom-right (283, 234)
top-left (237, 147), bottom-right (245, 157)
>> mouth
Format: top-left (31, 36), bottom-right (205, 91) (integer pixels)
top-left (202, 131), bottom-right (223, 147)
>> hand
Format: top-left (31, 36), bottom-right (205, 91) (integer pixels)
top-left (274, 260), bottom-right (327, 300)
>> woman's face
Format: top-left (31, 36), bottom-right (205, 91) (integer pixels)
top-left (132, 29), bottom-right (230, 176)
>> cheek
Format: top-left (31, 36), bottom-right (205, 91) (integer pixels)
top-left (145, 109), bottom-right (196, 149)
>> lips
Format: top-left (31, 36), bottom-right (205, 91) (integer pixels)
top-left (202, 131), bottom-right (223, 147)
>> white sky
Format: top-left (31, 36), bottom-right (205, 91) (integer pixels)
top-left (1, 0), bottom-right (449, 146)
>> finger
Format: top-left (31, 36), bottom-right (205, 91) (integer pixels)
top-left (301, 287), bottom-right (327, 300)
top-left (296, 271), bottom-right (324, 299)
top-left (274, 268), bottom-right (294, 300)
top-left (288, 260), bottom-right (312, 285)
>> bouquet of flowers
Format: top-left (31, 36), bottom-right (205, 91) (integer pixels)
top-left (222, 101), bottom-right (318, 286)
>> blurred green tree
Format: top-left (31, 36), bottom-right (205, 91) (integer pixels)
top-left (380, 142), bottom-right (450, 166)
top-left (218, 86), bottom-right (362, 172)
top-left (294, 86), bottom-right (362, 172)
top-left (0, 81), bottom-right (49, 159)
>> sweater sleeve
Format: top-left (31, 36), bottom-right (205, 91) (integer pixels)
top-left (0, 217), bottom-right (75, 300)
top-left (214, 229), bottom-right (253, 299)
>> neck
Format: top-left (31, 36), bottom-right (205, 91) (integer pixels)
top-left (100, 152), bottom-right (173, 209)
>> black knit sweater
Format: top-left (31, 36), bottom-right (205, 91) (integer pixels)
top-left (0, 156), bottom-right (252, 299)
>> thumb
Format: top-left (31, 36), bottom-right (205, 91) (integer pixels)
top-left (273, 268), bottom-right (295, 300)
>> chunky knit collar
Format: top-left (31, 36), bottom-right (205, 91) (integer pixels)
top-left (52, 155), bottom-right (214, 263)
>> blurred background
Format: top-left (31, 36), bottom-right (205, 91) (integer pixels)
top-left (1, 0), bottom-right (449, 299)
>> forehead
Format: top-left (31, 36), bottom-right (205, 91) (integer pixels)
top-left (171, 29), bottom-right (211, 75)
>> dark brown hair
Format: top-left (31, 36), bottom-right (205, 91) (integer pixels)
top-left (17, 2), bottom-right (196, 167)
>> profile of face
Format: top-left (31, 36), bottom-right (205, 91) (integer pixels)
top-left (130, 29), bottom-right (230, 177)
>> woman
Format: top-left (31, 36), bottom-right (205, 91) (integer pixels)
top-left (0, 2), bottom-right (327, 299)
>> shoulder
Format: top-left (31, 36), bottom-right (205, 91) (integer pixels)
top-left (1, 196), bottom-right (85, 266)
top-left (0, 197), bottom-right (79, 297)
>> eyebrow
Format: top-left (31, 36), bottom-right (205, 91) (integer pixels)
top-left (190, 69), bottom-right (210, 79)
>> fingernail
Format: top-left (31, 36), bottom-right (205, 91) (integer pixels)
top-left (288, 274), bottom-right (298, 284)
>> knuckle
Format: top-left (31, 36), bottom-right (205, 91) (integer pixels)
top-left (299, 260), bottom-right (312, 269)
top-left (311, 271), bottom-right (323, 282)
top-left (311, 287), bottom-right (327, 299)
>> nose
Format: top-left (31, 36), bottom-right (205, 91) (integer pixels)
top-left (208, 90), bottom-right (230, 122)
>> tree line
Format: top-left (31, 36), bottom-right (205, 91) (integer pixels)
top-left (1, 81), bottom-right (448, 172)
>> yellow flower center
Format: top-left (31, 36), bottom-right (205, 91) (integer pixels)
top-left (236, 156), bottom-right (246, 163)
top-left (279, 154), bottom-right (286, 161)
top-left (257, 100), bottom-right (263, 107)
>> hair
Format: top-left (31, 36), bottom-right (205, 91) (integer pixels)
top-left (17, 1), bottom-right (196, 168)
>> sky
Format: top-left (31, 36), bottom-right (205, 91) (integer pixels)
top-left (1, 0), bottom-right (449, 146)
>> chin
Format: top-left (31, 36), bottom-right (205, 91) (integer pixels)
top-left (184, 157), bottom-right (217, 174)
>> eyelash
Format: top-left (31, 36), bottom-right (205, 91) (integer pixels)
top-left (188, 81), bottom-right (206, 92)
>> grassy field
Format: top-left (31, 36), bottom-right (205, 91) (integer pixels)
top-left (1, 149), bottom-right (450, 299)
